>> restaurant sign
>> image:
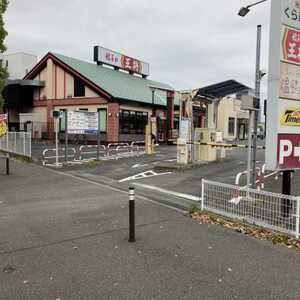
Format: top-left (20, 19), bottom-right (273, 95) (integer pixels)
top-left (266, 0), bottom-right (300, 170)
top-left (93, 46), bottom-right (150, 77)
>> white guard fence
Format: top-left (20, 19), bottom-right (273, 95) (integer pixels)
top-left (0, 132), bottom-right (32, 158)
top-left (202, 180), bottom-right (300, 239)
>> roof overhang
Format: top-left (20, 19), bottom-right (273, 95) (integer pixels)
top-left (5, 79), bottom-right (45, 87)
top-left (194, 80), bottom-right (250, 101)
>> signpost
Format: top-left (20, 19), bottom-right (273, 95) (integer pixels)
top-left (63, 110), bottom-right (101, 163)
top-left (267, 0), bottom-right (300, 171)
top-left (52, 111), bottom-right (63, 167)
top-left (266, 0), bottom-right (300, 209)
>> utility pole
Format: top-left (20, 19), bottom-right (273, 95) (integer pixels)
top-left (251, 24), bottom-right (262, 188)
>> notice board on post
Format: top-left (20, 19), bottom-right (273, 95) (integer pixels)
top-left (67, 111), bottom-right (99, 134)
top-left (266, 0), bottom-right (300, 170)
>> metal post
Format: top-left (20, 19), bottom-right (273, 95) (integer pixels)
top-left (55, 118), bottom-right (59, 167)
top-left (14, 131), bottom-right (16, 153)
top-left (201, 178), bottom-right (205, 211)
top-left (23, 132), bottom-right (26, 156)
top-left (65, 111), bottom-right (68, 163)
top-left (247, 110), bottom-right (253, 189)
top-left (151, 89), bottom-right (155, 151)
top-left (6, 130), bottom-right (8, 151)
top-left (128, 187), bottom-right (136, 243)
top-left (6, 153), bottom-right (9, 175)
top-left (296, 198), bottom-right (300, 239)
top-left (281, 170), bottom-right (292, 217)
top-left (251, 24), bottom-right (262, 189)
top-left (97, 110), bottom-right (101, 161)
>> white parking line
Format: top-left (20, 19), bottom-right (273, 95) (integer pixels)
top-left (132, 163), bottom-right (149, 168)
top-left (133, 182), bottom-right (201, 202)
top-left (119, 170), bottom-right (172, 183)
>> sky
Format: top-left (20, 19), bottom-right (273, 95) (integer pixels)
top-left (4, 0), bottom-right (271, 96)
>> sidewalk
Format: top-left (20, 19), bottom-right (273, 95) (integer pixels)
top-left (0, 160), bottom-right (300, 299)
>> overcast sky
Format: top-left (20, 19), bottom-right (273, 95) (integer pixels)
top-left (4, 0), bottom-right (270, 95)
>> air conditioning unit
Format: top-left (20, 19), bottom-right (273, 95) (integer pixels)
top-left (241, 95), bottom-right (260, 111)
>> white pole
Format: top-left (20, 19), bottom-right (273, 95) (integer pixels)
top-left (247, 110), bottom-right (253, 198)
top-left (23, 132), bottom-right (26, 156)
top-left (55, 118), bottom-right (59, 167)
top-left (201, 179), bottom-right (205, 211)
top-left (6, 129), bottom-right (8, 151)
top-left (296, 198), bottom-right (300, 239)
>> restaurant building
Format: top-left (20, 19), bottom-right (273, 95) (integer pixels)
top-left (3, 47), bottom-right (179, 142)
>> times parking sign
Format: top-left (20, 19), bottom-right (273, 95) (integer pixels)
top-left (266, 0), bottom-right (300, 170)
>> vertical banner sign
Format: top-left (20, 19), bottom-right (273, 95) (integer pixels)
top-left (0, 114), bottom-right (8, 137)
top-left (266, 0), bottom-right (300, 170)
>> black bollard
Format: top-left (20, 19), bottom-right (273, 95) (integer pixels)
top-left (128, 187), bottom-right (136, 243)
top-left (281, 170), bottom-right (292, 217)
top-left (6, 153), bottom-right (9, 175)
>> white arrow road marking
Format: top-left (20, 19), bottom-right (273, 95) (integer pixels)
top-left (119, 170), bottom-right (172, 183)
top-left (133, 182), bottom-right (201, 202)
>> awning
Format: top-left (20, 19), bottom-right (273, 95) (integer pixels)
top-left (195, 80), bottom-right (250, 100)
top-left (2, 79), bottom-right (45, 109)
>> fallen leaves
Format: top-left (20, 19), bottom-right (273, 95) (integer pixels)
top-left (2, 265), bottom-right (16, 273)
top-left (190, 211), bottom-right (300, 251)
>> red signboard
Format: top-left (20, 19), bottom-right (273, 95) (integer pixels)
top-left (282, 26), bottom-right (300, 64)
top-left (277, 134), bottom-right (300, 169)
top-left (94, 46), bottom-right (150, 76)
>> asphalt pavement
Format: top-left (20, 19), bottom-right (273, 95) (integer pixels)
top-left (0, 159), bottom-right (300, 299)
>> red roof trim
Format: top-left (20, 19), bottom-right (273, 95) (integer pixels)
top-left (24, 52), bottom-right (112, 100)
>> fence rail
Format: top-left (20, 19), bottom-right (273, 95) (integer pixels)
top-left (42, 143), bottom-right (144, 166)
top-left (202, 179), bottom-right (300, 239)
top-left (0, 132), bottom-right (32, 158)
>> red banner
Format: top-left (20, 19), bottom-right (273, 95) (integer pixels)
top-left (277, 134), bottom-right (300, 169)
top-left (282, 26), bottom-right (300, 64)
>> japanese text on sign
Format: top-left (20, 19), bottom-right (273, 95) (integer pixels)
top-left (67, 111), bottom-right (98, 134)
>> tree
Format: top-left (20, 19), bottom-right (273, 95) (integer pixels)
top-left (0, 0), bottom-right (8, 108)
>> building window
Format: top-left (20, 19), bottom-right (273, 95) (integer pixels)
top-left (97, 108), bottom-right (107, 133)
top-left (74, 77), bottom-right (85, 97)
top-left (120, 110), bottom-right (148, 134)
top-left (228, 117), bottom-right (235, 136)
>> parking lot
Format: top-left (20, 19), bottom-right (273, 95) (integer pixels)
top-left (1, 158), bottom-right (300, 299)
top-left (33, 142), bottom-right (298, 210)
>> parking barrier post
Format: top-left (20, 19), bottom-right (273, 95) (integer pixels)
top-left (6, 153), bottom-right (9, 175)
top-left (128, 187), bottom-right (136, 243)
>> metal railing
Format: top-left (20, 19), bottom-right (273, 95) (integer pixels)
top-left (201, 179), bottom-right (300, 239)
top-left (0, 132), bottom-right (32, 158)
top-left (42, 143), bottom-right (145, 166)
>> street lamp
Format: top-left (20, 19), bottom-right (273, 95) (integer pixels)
top-left (238, 0), bottom-right (267, 17)
top-left (238, 0), bottom-right (267, 189)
